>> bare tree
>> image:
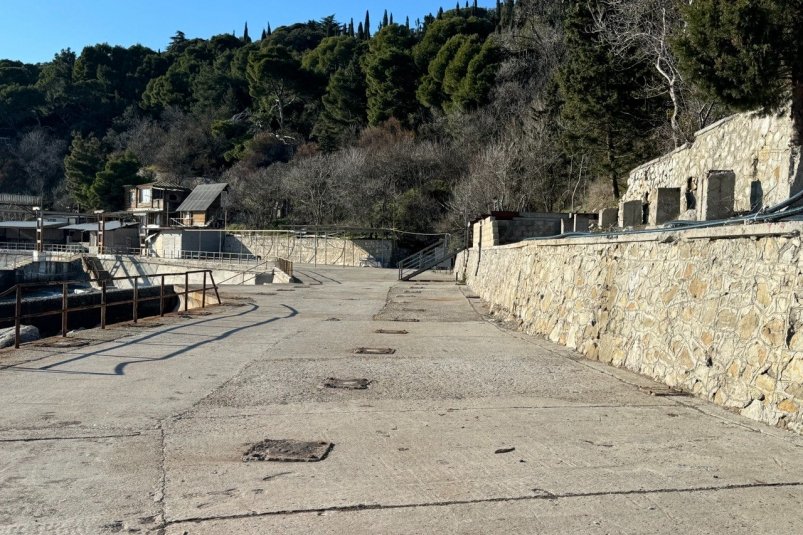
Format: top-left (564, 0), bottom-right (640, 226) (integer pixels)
top-left (591, 0), bottom-right (697, 147)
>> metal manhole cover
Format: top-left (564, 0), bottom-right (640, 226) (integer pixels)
top-left (36, 338), bottom-right (91, 348)
top-left (322, 377), bottom-right (371, 390)
top-left (243, 439), bottom-right (333, 462)
top-left (276, 289), bottom-right (295, 292)
top-left (375, 329), bottom-right (408, 335)
top-left (390, 318), bottom-right (419, 322)
top-left (354, 347), bottom-right (396, 355)
top-left (403, 291), bottom-right (422, 294)
top-left (402, 308), bottom-right (426, 312)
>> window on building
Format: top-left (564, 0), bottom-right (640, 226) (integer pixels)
top-left (140, 188), bottom-right (152, 203)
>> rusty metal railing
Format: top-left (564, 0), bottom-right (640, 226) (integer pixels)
top-left (0, 269), bottom-right (220, 349)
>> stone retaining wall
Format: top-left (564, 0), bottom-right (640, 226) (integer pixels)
top-left (622, 109), bottom-right (801, 215)
top-left (456, 222), bottom-right (803, 433)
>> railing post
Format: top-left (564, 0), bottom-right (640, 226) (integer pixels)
top-left (101, 281), bottom-right (107, 329)
top-left (202, 271), bottom-right (207, 308)
top-left (184, 272), bottom-right (189, 312)
top-left (209, 271), bottom-right (220, 304)
top-left (61, 282), bottom-right (68, 337)
top-left (159, 275), bottom-right (165, 317)
top-left (133, 278), bottom-right (138, 323)
top-left (14, 286), bottom-right (21, 349)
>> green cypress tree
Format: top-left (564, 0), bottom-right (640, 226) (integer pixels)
top-left (364, 11), bottom-right (371, 38)
top-left (91, 152), bottom-right (141, 210)
top-left (363, 25), bottom-right (418, 126)
top-left (558, 0), bottom-right (662, 199)
top-left (675, 0), bottom-right (803, 145)
top-left (383, 10), bottom-right (389, 28)
top-left (313, 60), bottom-right (368, 151)
top-left (243, 22), bottom-right (251, 44)
top-left (64, 133), bottom-right (106, 209)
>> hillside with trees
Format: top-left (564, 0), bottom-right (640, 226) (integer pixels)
top-left (0, 0), bottom-right (799, 231)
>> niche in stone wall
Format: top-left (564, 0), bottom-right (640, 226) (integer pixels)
top-left (685, 177), bottom-right (697, 210)
top-left (701, 170), bottom-right (736, 221)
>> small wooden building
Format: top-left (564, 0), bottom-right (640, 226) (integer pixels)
top-left (175, 183), bottom-right (228, 228)
top-left (124, 183), bottom-right (190, 228)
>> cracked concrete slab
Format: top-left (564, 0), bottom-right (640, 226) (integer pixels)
top-left (0, 266), bottom-right (802, 534)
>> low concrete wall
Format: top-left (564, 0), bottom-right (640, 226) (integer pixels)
top-left (224, 232), bottom-right (395, 267)
top-left (95, 256), bottom-right (284, 288)
top-left (457, 222), bottom-right (803, 433)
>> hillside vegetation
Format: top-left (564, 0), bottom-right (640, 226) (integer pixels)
top-left (1, 0), bottom-right (800, 231)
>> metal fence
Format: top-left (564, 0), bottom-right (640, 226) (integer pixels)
top-left (0, 269), bottom-right (219, 349)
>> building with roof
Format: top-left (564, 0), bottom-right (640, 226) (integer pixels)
top-left (124, 183), bottom-right (190, 229)
top-left (175, 183), bottom-right (229, 228)
top-left (61, 221), bottom-right (139, 253)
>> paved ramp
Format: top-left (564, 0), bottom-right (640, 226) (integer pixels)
top-left (1, 266), bottom-right (802, 534)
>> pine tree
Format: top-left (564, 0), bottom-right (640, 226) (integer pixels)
top-left (390, 13), bottom-right (394, 26)
top-left (406, 16), bottom-right (410, 30)
top-left (261, 28), bottom-right (267, 40)
top-left (675, 0), bottom-right (803, 145)
top-left (437, 7), bottom-right (444, 19)
top-left (558, 0), bottom-right (662, 200)
top-left (349, 18), bottom-right (355, 37)
top-left (383, 10), bottom-right (389, 28)
top-left (363, 25), bottom-right (418, 126)
top-left (357, 22), bottom-right (365, 40)
top-left (64, 133), bottom-right (105, 209)
top-left (456, 2), bottom-right (461, 14)
top-left (91, 152), bottom-right (141, 210)
top-left (267, 23), bottom-right (272, 36)
top-left (242, 22), bottom-right (251, 44)
top-left (364, 11), bottom-right (371, 38)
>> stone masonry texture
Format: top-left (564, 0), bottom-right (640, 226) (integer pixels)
top-left (457, 222), bottom-right (803, 434)
top-left (623, 110), bottom-right (801, 214)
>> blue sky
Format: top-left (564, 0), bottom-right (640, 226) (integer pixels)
top-left (0, 1), bottom-right (496, 64)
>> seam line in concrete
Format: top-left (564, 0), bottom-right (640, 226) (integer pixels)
top-left (0, 432), bottom-right (143, 443)
top-left (174, 403), bottom-right (672, 421)
top-left (164, 481), bottom-right (803, 527)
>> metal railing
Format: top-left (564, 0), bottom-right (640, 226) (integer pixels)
top-left (0, 242), bottom-right (88, 253)
top-left (397, 230), bottom-right (466, 281)
top-left (0, 269), bottom-right (220, 349)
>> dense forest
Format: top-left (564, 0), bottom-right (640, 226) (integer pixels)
top-left (0, 0), bottom-right (800, 231)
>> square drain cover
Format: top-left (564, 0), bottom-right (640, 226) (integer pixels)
top-left (323, 377), bottom-right (370, 389)
top-left (375, 329), bottom-right (408, 335)
top-left (354, 347), bottom-right (396, 355)
top-left (243, 439), bottom-right (333, 462)
top-left (390, 318), bottom-right (419, 322)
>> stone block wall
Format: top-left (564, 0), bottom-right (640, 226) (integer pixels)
top-left (623, 110), bottom-right (801, 215)
top-left (456, 222), bottom-right (803, 433)
top-left (472, 214), bottom-right (568, 247)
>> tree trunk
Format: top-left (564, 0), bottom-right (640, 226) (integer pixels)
top-left (607, 132), bottom-right (620, 199)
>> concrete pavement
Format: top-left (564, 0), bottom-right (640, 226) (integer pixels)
top-left (0, 266), bottom-right (802, 534)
